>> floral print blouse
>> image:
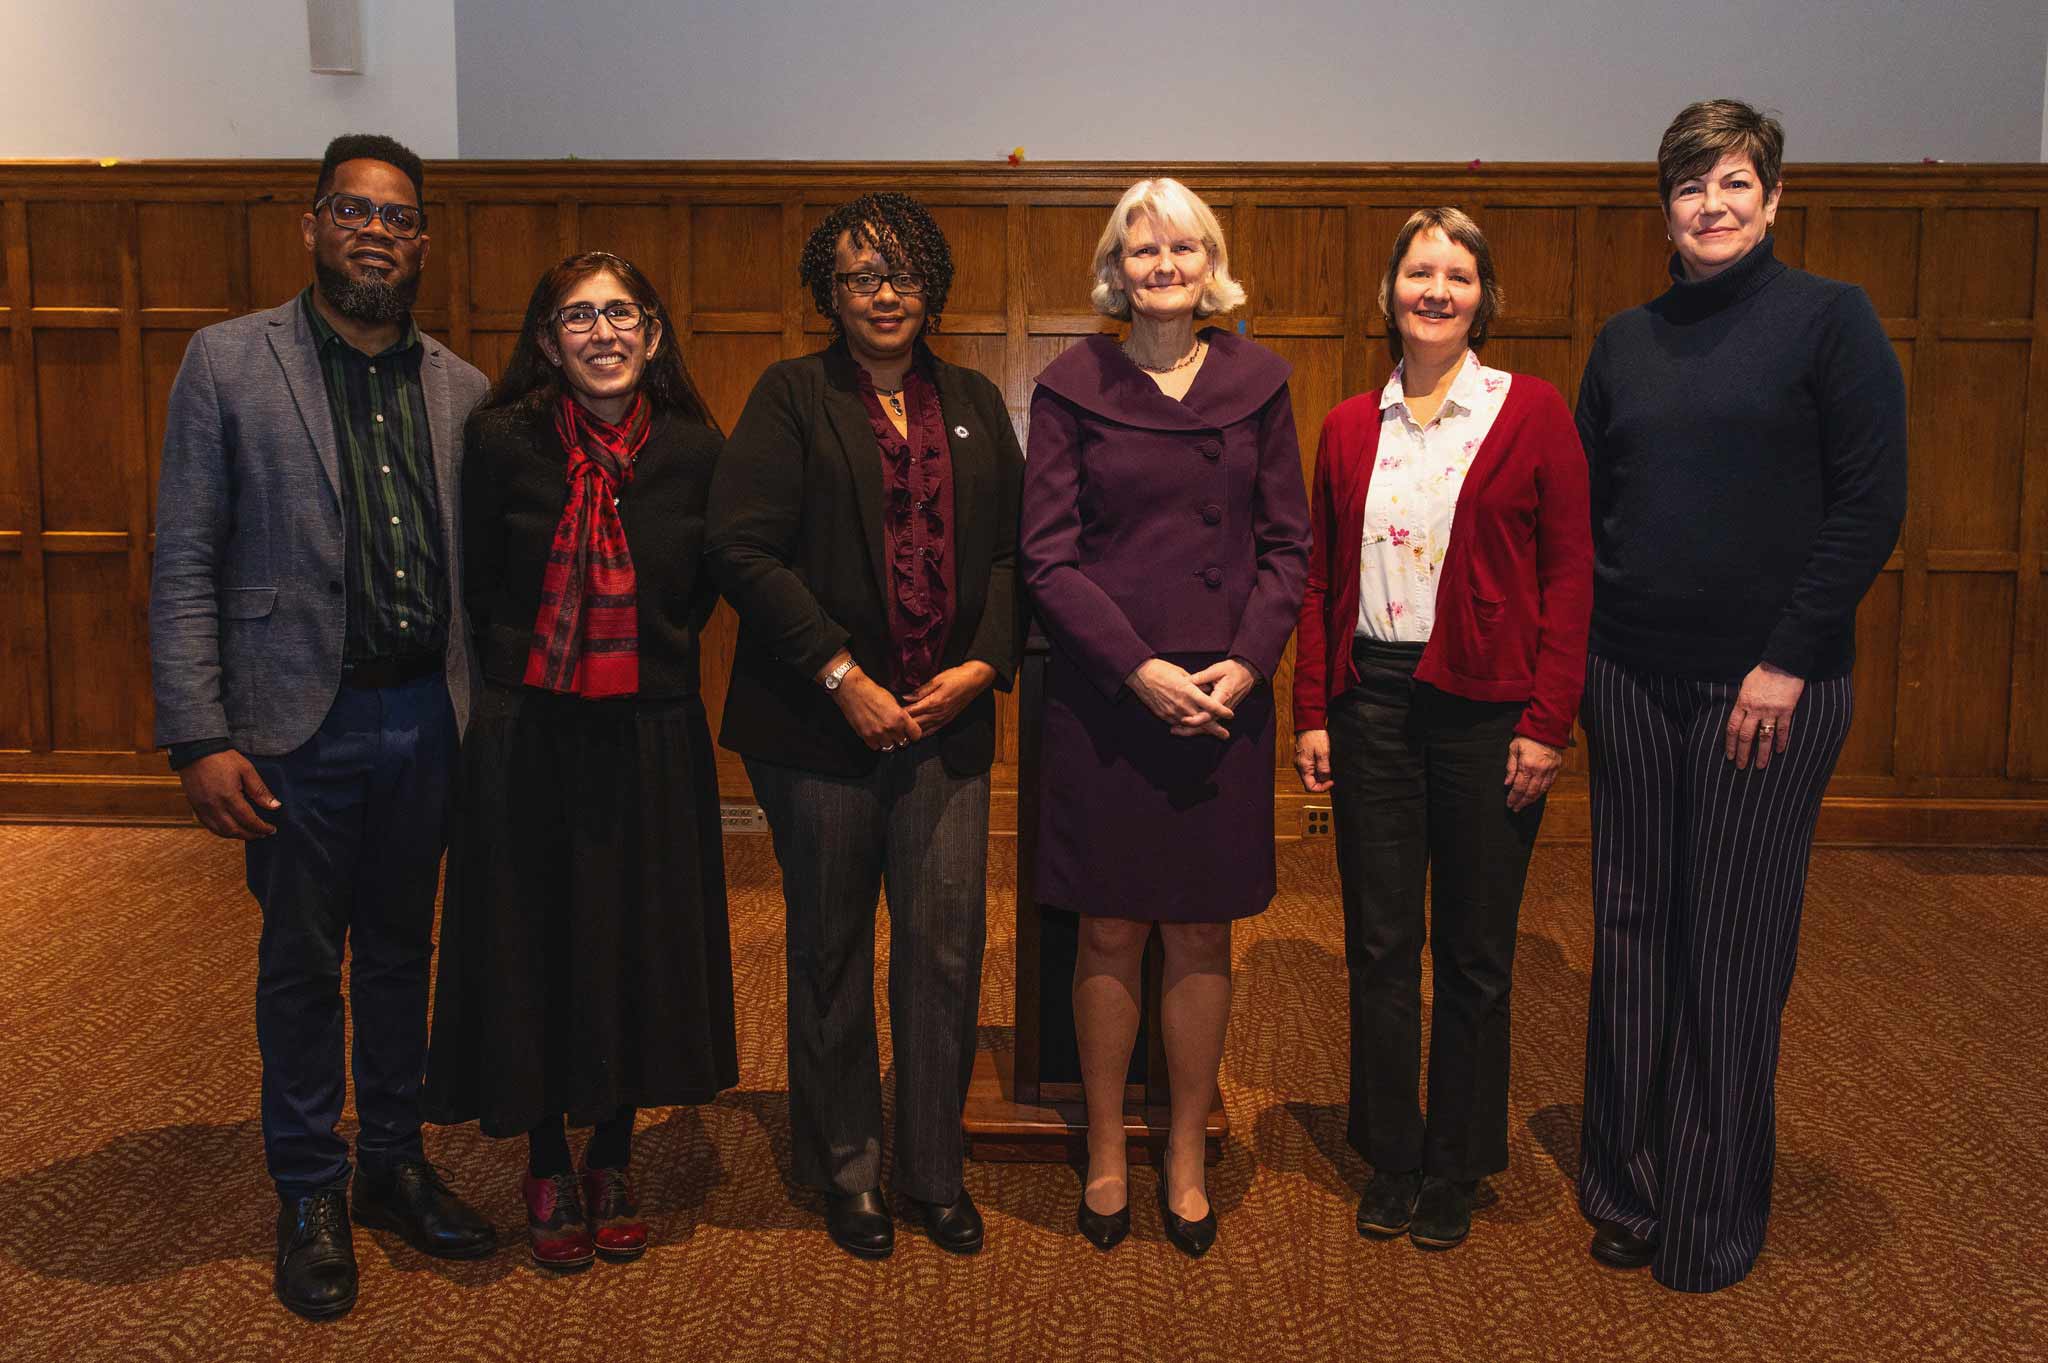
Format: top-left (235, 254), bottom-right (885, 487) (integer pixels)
top-left (1356, 351), bottom-right (1511, 642)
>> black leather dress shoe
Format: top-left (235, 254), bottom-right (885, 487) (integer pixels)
top-left (824, 1189), bottom-right (894, 1260)
top-left (1408, 1176), bottom-right (1476, 1250)
top-left (908, 1189), bottom-right (984, 1255)
top-left (351, 1158), bottom-right (497, 1260)
top-left (1590, 1219), bottom-right (1656, 1269)
top-left (275, 1188), bottom-right (358, 1320)
top-left (1077, 1188), bottom-right (1131, 1251)
top-left (1355, 1168), bottom-right (1424, 1238)
top-left (1157, 1179), bottom-right (1218, 1259)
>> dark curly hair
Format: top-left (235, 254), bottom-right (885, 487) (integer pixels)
top-left (477, 251), bottom-right (718, 429)
top-left (314, 132), bottom-right (425, 205)
top-left (799, 193), bottom-right (954, 336)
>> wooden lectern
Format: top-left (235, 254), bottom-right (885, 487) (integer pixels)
top-left (962, 631), bottom-right (1227, 1163)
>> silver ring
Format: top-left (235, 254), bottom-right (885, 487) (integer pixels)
top-left (882, 742), bottom-right (897, 751)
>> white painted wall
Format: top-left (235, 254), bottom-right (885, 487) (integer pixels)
top-left (0, 0), bottom-right (458, 159)
top-left (453, 0), bottom-right (2048, 163)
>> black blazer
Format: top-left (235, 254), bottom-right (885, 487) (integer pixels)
top-left (707, 340), bottom-right (1023, 778)
top-left (463, 404), bottom-right (723, 698)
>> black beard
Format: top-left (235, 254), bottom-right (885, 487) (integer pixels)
top-left (315, 261), bottom-right (420, 325)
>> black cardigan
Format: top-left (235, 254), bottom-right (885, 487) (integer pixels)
top-left (1575, 237), bottom-right (1907, 681)
top-left (706, 340), bottom-right (1023, 778)
top-left (461, 404), bottom-right (723, 698)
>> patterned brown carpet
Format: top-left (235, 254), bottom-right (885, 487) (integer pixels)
top-left (0, 825), bottom-right (2042, 1362)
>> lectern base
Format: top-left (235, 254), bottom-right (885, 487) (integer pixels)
top-left (962, 1048), bottom-right (1226, 1164)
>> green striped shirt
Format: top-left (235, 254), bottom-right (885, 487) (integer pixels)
top-left (300, 289), bottom-right (446, 663)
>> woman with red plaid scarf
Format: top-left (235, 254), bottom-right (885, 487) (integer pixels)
top-left (422, 252), bottom-right (737, 1272)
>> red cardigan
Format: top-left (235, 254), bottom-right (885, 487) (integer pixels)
top-left (1292, 375), bottom-right (1593, 748)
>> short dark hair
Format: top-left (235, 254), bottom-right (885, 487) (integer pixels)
top-left (798, 193), bottom-right (955, 336)
top-left (1657, 100), bottom-right (1785, 207)
top-left (314, 133), bottom-right (426, 206)
top-left (1377, 207), bottom-right (1504, 365)
top-left (478, 250), bottom-right (718, 430)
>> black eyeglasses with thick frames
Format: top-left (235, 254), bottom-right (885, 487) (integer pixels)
top-left (313, 193), bottom-right (427, 240)
top-left (834, 271), bottom-right (928, 297)
top-left (553, 302), bottom-right (652, 333)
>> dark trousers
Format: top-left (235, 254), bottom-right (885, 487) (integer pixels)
top-left (1577, 653), bottom-right (1852, 1292)
top-left (244, 673), bottom-right (457, 1199)
top-left (1326, 638), bottom-right (1543, 1181)
top-left (745, 748), bottom-right (989, 1204)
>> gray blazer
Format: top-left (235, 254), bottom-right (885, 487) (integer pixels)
top-left (149, 296), bottom-right (489, 757)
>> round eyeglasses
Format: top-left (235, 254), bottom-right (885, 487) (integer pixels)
top-left (834, 271), bottom-right (928, 297)
top-left (554, 302), bottom-right (651, 333)
top-left (314, 193), bottom-right (427, 240)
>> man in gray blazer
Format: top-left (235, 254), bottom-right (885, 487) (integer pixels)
top-left (149, 134), bottom-right (495, 1320)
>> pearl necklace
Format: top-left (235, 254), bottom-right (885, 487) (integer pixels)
top-left (1130, 339), bottom-right (1204, 374)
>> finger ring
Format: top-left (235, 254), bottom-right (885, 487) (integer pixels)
top-left (1760, 723), bottom-right (1776, 733)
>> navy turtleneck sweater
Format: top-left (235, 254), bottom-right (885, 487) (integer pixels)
top-left (1574, 236), bottom-right (1906, 682)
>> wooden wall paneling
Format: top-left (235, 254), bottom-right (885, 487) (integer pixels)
top-left (1841, 570), bottom-right (1904, 778)
top-left (142, 329), bottom-right (192, 525)
top-left (691, 203), bottom-right (784, 326)
top-left (28, 201), bottom-right (123, 309)
top-left (467, 203), bottom-right (558, 319)
top-left (439, 200), bottom-right (471, 358)
top-left (1583, 205), bottom-right (1671, 325)
top-left (246, 201), bottom-right (308, 311)
top-left (32, 330), bottom-right (124, 531)
top-left (3, 198), bottom-right (51, 752)
top-left (1025, 203), bottom-right (1114, 322)
top-left (118, 201), bottom-right (153, 751)
top-left (1893, 207), bottom-right (1943, 792)
top-left (1823, 206), bottom-right (1921, 317)
top-left (1924, 340), bottom-right (2027, 552)
top-left (43, 552), bottom-right (136, 750)
top-left (1248, 203), bottom-right (1346, 322)
top-left (1921, 572), bottom-right (2016, 779)
top-left (138, 202), bottom-right (230, 311)
top-left (2012, 208), bottom-right (2048, 781)
top-left (0, 307), bottom-right (15, 530)
top-left (1927, 208), bottom-right (2036, 321)
top-left (1474, 205), bottom-right (1576, 325)
top-left (578, 203), bottom-right (674, 300)
top-left (0, 554), bottom-right (29, 749)
top-left (1772, 206), bottom-right (1807, 267)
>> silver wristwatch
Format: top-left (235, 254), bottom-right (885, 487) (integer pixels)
top-left (823, 658), bottom-right (855, 691)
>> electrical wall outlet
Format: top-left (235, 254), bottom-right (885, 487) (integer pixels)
top-left (720, 803), bottom-right (768, 834)
top-left (1302, 805), bottom-right (1333, 836)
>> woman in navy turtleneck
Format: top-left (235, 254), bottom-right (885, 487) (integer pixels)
top-left (1571, 100), bottom-right (1907, 1294)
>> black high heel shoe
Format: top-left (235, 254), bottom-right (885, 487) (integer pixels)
top-left (1157, 1175), bottom-right (1217, 1259)
top-left (1077, 1185), bottom-right (1131, 1251)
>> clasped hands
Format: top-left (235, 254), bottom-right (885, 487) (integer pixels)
top-left (822, 651), bottom-right (997, 751)
top-left (1125, 657), bottom-right (1256, 740)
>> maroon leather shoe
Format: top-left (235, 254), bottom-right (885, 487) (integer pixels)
top-left (521, 1171), bottom-right (596, 1271)
top-left (581, 1166), bottom-right (648, 1261)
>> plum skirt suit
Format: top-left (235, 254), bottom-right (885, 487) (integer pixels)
top-left (1020, 330), bottom-right (1310, 921)
top-left (1293, 362), bottom-right (1591, 1182)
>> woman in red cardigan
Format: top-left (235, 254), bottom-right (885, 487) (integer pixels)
top-left (1292, 208), bottom-right (1592, 1251)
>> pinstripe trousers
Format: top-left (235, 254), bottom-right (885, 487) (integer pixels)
top-left (1576, 652), bottom-right (1853, 1292)
top-left (745, 748), bottom-right (989, 1205)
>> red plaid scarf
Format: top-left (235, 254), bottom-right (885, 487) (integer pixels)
top-left (523, 393), bottom-right (649, 698)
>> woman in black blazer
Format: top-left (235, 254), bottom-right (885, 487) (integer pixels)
top-left (424, 252), bottom-right (738, 1272)
top-left (707, 193), bottom-right (1023, 1261)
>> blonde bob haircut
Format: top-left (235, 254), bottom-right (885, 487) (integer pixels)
top-left (1089, 178), bottom-right (1247, 321)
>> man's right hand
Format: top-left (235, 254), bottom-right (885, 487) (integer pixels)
top-left (178, 749), bottom-right (281, 839)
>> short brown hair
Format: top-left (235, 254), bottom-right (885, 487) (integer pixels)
top-left (1377, 208), bottom-right (1503, 364)
top-left (1657, 100), bottom-right (1785, 206)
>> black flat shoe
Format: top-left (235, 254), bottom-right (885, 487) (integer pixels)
top-left (1590, 1218), bottom-right (1655, 1269)
top-left (1077, 1186), bottom-right (1131, 1251)
top-left (352, 1158), bottom-right (497, 1260)
top-left (907, 1189), bottom-right (984, 1255)
top-left (824, 1189), bottom-right (894, 1260)
top-left (1157, 1178), bottom-right (1217, 1259)
top-left (1408, 1176), bottom-right (1475, 1251)
top-left (275, 1187), bottom-right (358, 1321)
top-left (1356, 1168), bottom-right (1424, 1238)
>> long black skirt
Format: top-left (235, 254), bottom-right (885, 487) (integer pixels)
top-left (423, 682), bottom-right (739, 1137)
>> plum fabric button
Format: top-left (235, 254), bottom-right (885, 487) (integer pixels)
top-left (1200, 504), bottom-right (1222, 525)
top-left (1202, 567), bottom-right (1223, 588)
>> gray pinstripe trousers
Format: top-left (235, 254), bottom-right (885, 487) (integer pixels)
top-left (746, 749), bottom-right (989, 1204)
top-left (1576, 652), bottom-right (1853, 1292)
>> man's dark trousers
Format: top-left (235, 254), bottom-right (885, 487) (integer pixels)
top-left (244, 671), bottom-right (456, 1199)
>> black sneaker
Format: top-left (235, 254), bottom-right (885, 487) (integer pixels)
top-left (1356, 1169), bottom-right (1424, 1238)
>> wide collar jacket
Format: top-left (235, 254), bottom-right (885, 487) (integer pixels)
top-left (1291, 373), bottom-right (1593, 749)
top-left (706, 339), bottom-right (1023, 779)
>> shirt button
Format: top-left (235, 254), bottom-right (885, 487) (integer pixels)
top-left (395, 569), bottom-right (406, 580)
top-left (1201, 567), bottom-right (1223, 588)
top-left (373, 413), bottom-right (385, 423)
top-left (1200, 503), bottom-right (1222, 525)
top-left (390, 516), bottom-right (400, 525)
top-left (381, 465), bottom-right (391, 475)
top-left (399, 619), bottom-right (410, 630)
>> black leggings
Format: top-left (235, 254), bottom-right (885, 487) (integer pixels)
top-left (526, 1105), bottom-right (637, 1177)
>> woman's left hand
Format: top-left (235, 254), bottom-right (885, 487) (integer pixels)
top-left (1726, 662), bottom-right (1804, 771)
top-left (1504, 736), bottom-right (1564, 812)
top-left (1177, 659), bottom-right (1257, 737)
top-left (901, 661), bottom-right (998, 736)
